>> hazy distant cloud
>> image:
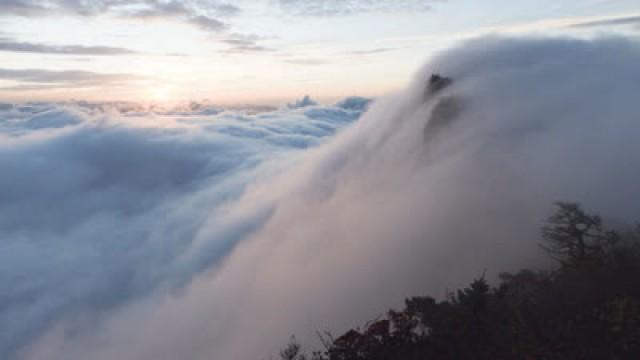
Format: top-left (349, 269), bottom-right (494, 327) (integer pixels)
top-left (571, 15), bottom-right (640, 29)
top-left (0, 0), bottom-right (238, 18)
top-left (123, 1), bottom-right (235, 33)
top-left (189, 15), bottom-right (227, 32)
top-left (212, 3), bottom-right (242, 17)
top-left (283, 58), bottom-right (330, 65)
top-left (345, 47), bottom-right (399, 55)
top-left (0, 68), bottom-right (141, 90)
top-left (219, 33), bottom-right (275, 53)
top-left (278, 0), bottom-right (444, 16)
top-left (0, 0), bottom-right (60, 16)
top-left (280, 47), bottom-right (400, 66)
top-left (0, 37), bottom-right (137, 55)
top-left (0, 0), bottom-right (125, 17)
top-left (124, 0), bottom-right (191, 18)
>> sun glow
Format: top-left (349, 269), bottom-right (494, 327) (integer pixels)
top-left (150, 87), bottom-right (173, 104)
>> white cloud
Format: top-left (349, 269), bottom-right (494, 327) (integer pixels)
top-left (0, 99), bottom-right (364, 359)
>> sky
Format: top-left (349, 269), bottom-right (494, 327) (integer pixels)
top-left (0, 0), bottom-right (639, 104)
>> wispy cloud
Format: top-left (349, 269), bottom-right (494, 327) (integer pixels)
top-left (0, 0), bottom-right (62, 16)
top-left (0, 1), bottom-right (235, 33)
top-left (280, 47), bottom-right (399, 66)
top-left (283, 58), bottom-right (330, 65)
top-left (188, 15), bottom-right (228, 32)
top-left (123, 1), bottom-right (235, 33)
top-left (0, 0), bottom-right (238, 18)
top-left (345, 47), bottom-right (399, 55)
top-left (219, 33), bottom-right (275, 53)
top-left (0, 37), bottom-right (137, 56)
top-left (278, 0), bottom-right (445, 16)
top-left (0, 68), bottom-right (143, 90)
top-left (0, 0), bottom-right (121, 17)
top-left (570, 15), bottom-right (640, 29)
top-left (0, 1), bottom-right (276, 54)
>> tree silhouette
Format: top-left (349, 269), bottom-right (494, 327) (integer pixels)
top-left (541, 202), bottom-right (617, 264)
top-left (281, 336), bottom-right (305, 360)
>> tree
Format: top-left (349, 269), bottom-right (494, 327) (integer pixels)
top-left (281, 336), bottom-right (306, 360)
top-left (541, 202), bottom-right (617, 264)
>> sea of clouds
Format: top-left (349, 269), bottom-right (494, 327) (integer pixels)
top-left (3, 36), bottom-right (640, 360)
top-left (0, 96), bottom-right (368, 359)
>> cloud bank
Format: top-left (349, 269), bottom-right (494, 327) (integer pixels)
top-left (0, 98), bottom-right (364, 359)
top-left (3, 36), bottom-right (640, 360)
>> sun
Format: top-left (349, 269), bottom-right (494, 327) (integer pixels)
top-left (150, 87), bottom-right (172, 104)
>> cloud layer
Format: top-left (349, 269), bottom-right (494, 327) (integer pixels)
top-left (3, 36), bottom-right (640, 360)
top-left (0, 98), bottom-right (365, 359)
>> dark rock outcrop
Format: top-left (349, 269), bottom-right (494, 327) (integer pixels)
top-left (424, 74), bottom-right (464, 143)
top-left (426, 74), bottom-right (453, 95)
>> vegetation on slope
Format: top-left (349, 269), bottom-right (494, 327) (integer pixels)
top-left (279, 202), bottom-right (640, 360)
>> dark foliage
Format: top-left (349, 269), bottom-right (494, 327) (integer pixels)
top-left (279, 202), bottom-right (640, 360)
top-left (541, 201), bottom-right (619, 264)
